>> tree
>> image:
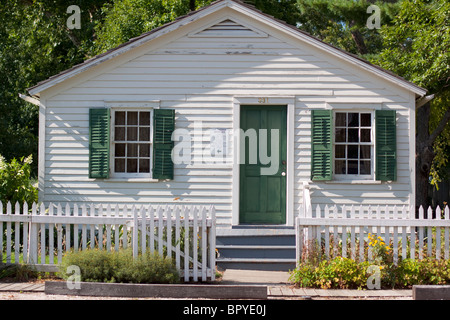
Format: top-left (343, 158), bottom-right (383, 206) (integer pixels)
top-left (0, 0), bottom-right (108, 174)
top-left (295, 0), bottom-right (400, 57)
top-left (91, 0), bottom-right (213, 55)
top-left (374, 0), bottom-right (450, 208)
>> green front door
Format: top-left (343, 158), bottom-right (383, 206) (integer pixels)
top-left (239, 105), bottom-right (287, 224)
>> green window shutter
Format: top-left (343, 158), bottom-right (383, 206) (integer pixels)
top-left (89, 108), bottom-right (110, 179)
top-left (375, 110), bottom-right (397, 181)
top-left (311, 109), bottom-right (332, 181)
top-left (153, 109), bottom-right (175, 180)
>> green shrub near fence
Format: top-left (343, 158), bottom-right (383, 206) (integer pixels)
top-left (59, 248), bottom-right (180, 284)
top-left (290, 233), bottom-right (450, 289)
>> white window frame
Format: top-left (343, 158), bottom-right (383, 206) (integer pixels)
top-left (333, 110), bottom-right (375, 181)
top-left (110, 108), bottom-right (154, 179)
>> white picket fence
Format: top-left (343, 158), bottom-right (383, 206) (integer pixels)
top-left (0, 202), bottom-right (216, 282)
top-left (296, 204), bottom-right (450, 265)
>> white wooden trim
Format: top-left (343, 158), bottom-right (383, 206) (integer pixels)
top-left (38, 98), bottom-right (46, 201)
top-left (188, 15), bottom-right (268, 38)
top-left (232, 96), bottom-right (295, 226)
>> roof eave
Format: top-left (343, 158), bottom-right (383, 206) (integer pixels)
top-left (27, 0), bottom-right (427, 98)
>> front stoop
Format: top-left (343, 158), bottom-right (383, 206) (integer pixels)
top-left (216, 227), bottom-right (297, 271)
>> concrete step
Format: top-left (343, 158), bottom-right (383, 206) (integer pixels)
top-left (216, 227), bottom-right (297, 271)
top-left (216, 245), bottom-right (296, 259)
top-left (217, 258), bottom-right (296, 271)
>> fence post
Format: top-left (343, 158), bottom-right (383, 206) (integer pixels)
top-left (209, 205), bottom-right (216, 281)
top-left (133, 206), bottom-right (138, 258)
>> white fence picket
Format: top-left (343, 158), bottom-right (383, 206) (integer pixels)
top-left (296, 204), bottom-right (450, 265)
top-left (1, 202), bottom-right (216, 282)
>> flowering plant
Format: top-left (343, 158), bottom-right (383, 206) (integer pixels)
top-left (368, 233), bottom-right (392, 265)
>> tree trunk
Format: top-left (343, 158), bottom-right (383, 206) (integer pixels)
top-left (416, 102), bottom-right (432, 210)
top-left (415, 100), bottom-right (450, 211)
top-left (189, 0), bottom-right (196, 11)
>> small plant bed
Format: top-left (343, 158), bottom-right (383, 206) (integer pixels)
top-left (290, 234), bottom-right (450, 289)
top-left (59, 249), bottom-right (180, 284)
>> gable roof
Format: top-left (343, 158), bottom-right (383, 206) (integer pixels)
top-left (27, 0), bottom-right (427, 97)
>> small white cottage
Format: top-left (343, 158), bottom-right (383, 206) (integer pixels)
top-left (22, 0), bottom-right (427, 269)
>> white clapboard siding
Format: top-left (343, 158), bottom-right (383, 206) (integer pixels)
top-left (296, 205), bottom-right (450, 265)
top-left (41, 15), bottom-right (415, 228)
top-left (0, 202), bottom-right (216, 282)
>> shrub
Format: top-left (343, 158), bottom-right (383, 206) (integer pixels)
top-left (290, 256), bottom-right (450, 289)
top-left (289, 257), bottom-right (371, 289)
top-left (0, 154), bottom-right (38, 208)
top-left (59, 249), bottom-right (180, 284)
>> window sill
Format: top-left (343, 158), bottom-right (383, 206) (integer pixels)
top-left (105, 178), bottom-right (160, 183)
top-left (324, 180), bottom-right (381, 185)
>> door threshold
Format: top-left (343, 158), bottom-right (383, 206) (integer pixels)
top-left (232, 225), bottom-right (293, 229)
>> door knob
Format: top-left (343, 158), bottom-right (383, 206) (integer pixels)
top-left (281, 172), bottom-right (286, 176)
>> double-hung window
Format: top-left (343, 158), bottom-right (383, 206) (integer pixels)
top-left (334, 112), bottom-right (373, 179)
top-left (311, 109), bottom-right (396, 182)
top-left (112, 110), bottom-right (152, 177)
top-left (89, 107), bottom-right (175, 180)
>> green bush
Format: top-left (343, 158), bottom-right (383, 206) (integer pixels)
top-left (290, 257), bottom-right (371, 289)
top-left (290, 257), bottom-right (450, 289)
top-left (59, 249), bottom-right (180, 284)
top-left (0, 154), bottom-right (38, 208)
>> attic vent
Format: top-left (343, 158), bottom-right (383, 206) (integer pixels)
top-left (189, 19), bottom-right (268, 38)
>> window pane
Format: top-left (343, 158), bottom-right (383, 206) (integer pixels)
top-left (335, 113), bottom-right (346, 127)
top-left (115, 111), bottom-right (126, 125)
top-left (361, 129), bottom-right (371, 142)
top-left (139, 144), bottom-right (150, 157)
top-left (348, 129), bottom-right (359, 142)
top-left (348, 145), bottom-right (358, 159)
top-left (115, 144), bottom-right (126, 157)
top-left (348, 160), bottom-right (358, 174)
top-left (335, 145), bottom-right (346, 158)
top-left (361, 113), bottom-right (371, 127)
top-left (140, 112), bottom-right (150, 125)
top-left (115, 127), bottom-right (125, 141)
top-left (335, 160), bottom-right (346, 174)
top-left (127, 143), bottom-right (138, 157)
top-left (139, 127), bottom-right (150, 141)
top-left (139, 159), bottom-right (150, 173)
top-left (348, 113), bottom-right (359, 127)
top-left (360, 145), bottom-right (371, 159)
top-left (335, 128), bottom-right (346, 142)
top-left (127, 127), bottom-right (138, 141)
top-left (127, 159), bottom-right (138, 173)
top-left (360, 160), bottom-right (371, 175)
top-left (115, 159), bottom-right (125, 172)
top-left (127, 112), bottom-right (138, 125)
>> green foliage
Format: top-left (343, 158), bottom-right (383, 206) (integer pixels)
top-left (290, 257), bottom-right (371, 289)
top-left (91, 0), bottom-right (213, 55)
top-left (374, 0), bottom-right (450, 187)
top-left (0, 0), bottom-right (108, 172)
top-left (59, 248), bottom-right (180, 284)
top-left (295, 0), bottom-right (400, 56)
top-left (290, 256), bottom-right (450, 289)
top-left (0, 154), bottom-right (38, 207)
